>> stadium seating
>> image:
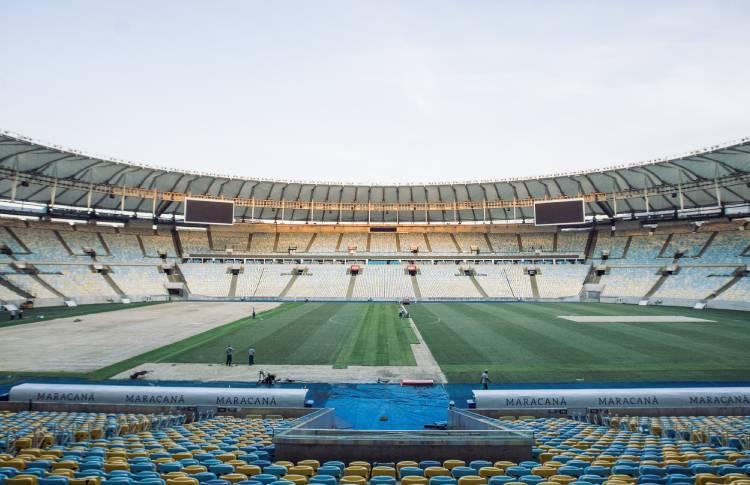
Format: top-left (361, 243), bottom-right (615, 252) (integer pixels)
top-left (10, 227), bottom-right (73, 261)
top-left (36, 265), bottom-right (118, 299)
top-left (286, 265), bottom-right (350, 298)
top-left (340, 233), bottom-right (369, 253)
top-left (652, 268), bottom-right (735, 301)
top-left (0, 266), bottom-right (24, 300)
top-left (475, 266), bottom-right (533, 299)
top-left (1, 218), bottom-right (748, 306)
top-left (108, 266), bottom-right (170, 297)
top-left (251, 265), bottom-right (297, 297)
top-left (351, 265), bottom-right (414, 299)
top-left (211, 233), bottom-right (250, 252)
top-left (179, 264), bottom-right (232, 297)
top-left (369, 234), bottom-right (398, 254)
top-left (307, 233), bottom-right (341, 253)
top-left (556, 232), bottom-right (589, 254)
top-left (1, 410), bottom-right (749, 485)
top-left (623, 234), bottom-right (670, 262)
top-left (178, 232), bottom-right (211, 255)
top-left (600, 268), bottom-right (661, 299)
top-left (697, 230), bottom-right (750, 264)
top-left (714, 275), bottom-right (750, 302)
top-left (591, 232), bottom-right (629, 259)
top-left (663, 232), bottom-right (711, 259)
top-left (520, 234), bottom-right (554, 253)
top-left (0, 226), bottom-right (30, 255)
top-left (399, 233), bottom-right (429, 253)
top-left (426, 234), bottom-right (458, 253)
top-left (249, 234), bottom-right (276, 253)
top-left (454, 234), bottom-right (490, 253)
top-left (3, 272), bottom-right (60, 299)
top-left (60, 229), bottom-right (108, 256)
top-left (535, 265), bottom-right (590, 299)
top-left (416, 266), bottom-right (482, 298)
top-left (487, 234), bottom-right (519, 254)
top-left (234, 265), bottom-right (265, 297)
top-left (101, 234), bottom-right (145, 261)
top-left (277, 233), bottom-right (313, 253)
top-left (139, 233), bottom-right (178, 259)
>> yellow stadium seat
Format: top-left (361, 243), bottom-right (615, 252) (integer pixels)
top-left (53, 461), bottom-right (79, 471)
top-left (344, 466), bottom-right (369, 479)
top-left (371, 467), bottom-right (397, 478)
top-left (549, 476), bottom-right (577, 485)
top-left (340, 478), bottom-right (367, 485)
top-left (165, 479), bottom-right (197, 485)
top-left (7, 475), bottom-right (39, 485)
top-left (221, 474), bottom-right (248, 484)
top-left (282, 475), bottom-right (308, 485)
top-left (478, 468), bottom-right (505, 479)
top-left (289, 466), bottom-right (315, 477)
top-left (696, 474), bottom-right (721, 485)
top-left (444, 460), bottom-right (466, 470)
top-left (533, 467), bottom-right (557, 478)
top-left (425, 467), bottom-right (452, 478)
top-left (458, 477), bottom-right (487, 485)
top-left (349, 462), bottom-right (371, 473)
top-left (104, 462), bottom-right (130, 472)
top-left (236, 465), bottom-right (261, 476)
top-left (401, 478), bottom-right (429, 485)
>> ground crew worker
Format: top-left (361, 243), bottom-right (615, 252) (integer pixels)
top-left (248, 347), bottom-right (256, 366)
top-left (225, 345), bottom-right (234, 366)
top-left (480, 369), bottom-right (491, 390)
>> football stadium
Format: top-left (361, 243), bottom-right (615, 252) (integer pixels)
top-left (2, 2), bottom-right (750, 485)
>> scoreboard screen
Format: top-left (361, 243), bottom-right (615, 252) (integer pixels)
top-left (184, 198), bottom-right (234, 225)
top-left (534, 198), bottom-right (585, 226)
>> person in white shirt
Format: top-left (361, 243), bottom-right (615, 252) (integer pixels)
top-left (480, 370), bottom-right (491, 390)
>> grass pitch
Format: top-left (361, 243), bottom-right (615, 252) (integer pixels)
top-left (409, 302), bottom-right (750, 383)
top-left (6, 301), bottom-right (748, 384)
top-left (131, 302), bottom-right (417, 368)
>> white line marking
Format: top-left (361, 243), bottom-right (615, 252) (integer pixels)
top-left (559, 316), bottom-right (716, 323)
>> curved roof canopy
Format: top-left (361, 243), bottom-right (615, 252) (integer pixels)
top-left (1, 130), bottom-right (749, 224)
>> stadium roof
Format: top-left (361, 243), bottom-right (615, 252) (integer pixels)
top-left (1, 130), bottom-right (750, 224)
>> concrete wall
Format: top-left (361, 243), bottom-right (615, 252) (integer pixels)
top-left (274, 408), bottom-right (533, 463)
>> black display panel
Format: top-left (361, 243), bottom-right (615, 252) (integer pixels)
top-left (534, 199), bottom-right (585, 226)
top-left (184, 198), bottom-right (235, 225)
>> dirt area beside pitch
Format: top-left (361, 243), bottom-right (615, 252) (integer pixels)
top-left (0, 302), bottom-right (278, 372)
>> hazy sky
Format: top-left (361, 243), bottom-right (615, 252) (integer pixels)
top-left (1, 1), bottom-right (749, 184)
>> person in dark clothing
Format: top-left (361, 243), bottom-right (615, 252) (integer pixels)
top-left (252, 307), bottom-right (256, 319)
top-left (248, 347), bottom-right (256, 366)
top-left (224, 345), bottom-right (234, 366)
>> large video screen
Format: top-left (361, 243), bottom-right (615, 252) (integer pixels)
top-left (534, 198), bottom-right (585, 226)
top-left (184, 198), bottom-right (235, 225)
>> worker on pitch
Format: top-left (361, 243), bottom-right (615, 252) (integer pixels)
top-left (480, 369), bottom-right (491, 390)
top-left (224, 345), bottom-right (234, 366)
top-left (248, 347), bottom-right (256, 366)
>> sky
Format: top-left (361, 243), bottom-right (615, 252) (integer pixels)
top-left (1, 1), bottom-right (749, 184)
